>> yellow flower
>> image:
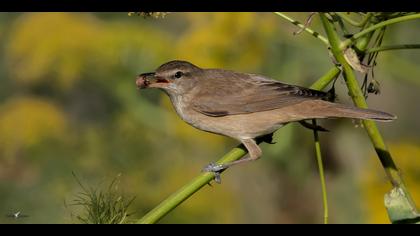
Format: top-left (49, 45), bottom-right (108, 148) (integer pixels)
top-left (0, 96), bottom-right (67, 160)
top-left (176, 13), bottom-right (276, 70)
top-left (6, 13), bottom-right (173, 90)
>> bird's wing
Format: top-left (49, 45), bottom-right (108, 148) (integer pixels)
top-left (192, 72), bottom-right (328, 117)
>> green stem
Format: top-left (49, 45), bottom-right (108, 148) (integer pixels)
top-left (367, 44), bottom-right (420, 53)
top-left (310, 67), bottom-right (340, 90)
top-left (354, 21), bottom-right (376, 54)
top-left (320, 13), bottom-right (418, 208)
top-left (137, 66), bottom-right (341, 224)
top-left (137, 146), bottom-right (247, 224)
top-left (336, 12), bottom-right (363, 27)
top-left (274, 12), bottom-right (329, 46)
top-left (340, 13), bottom-right (420, 50)
top-left (310, 66), bottom-right (337, 224)
top-left (336, 12), bottom-right (372, 28)
top-left (312, 119), bottom-right (328, 224)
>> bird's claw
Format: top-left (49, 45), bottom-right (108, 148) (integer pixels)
top-left (213, 173), bottom-right (222, 184)
top-left (203, 162), bottom-right (227, 172)
top-left (202, 162), bottom-right (227, 184)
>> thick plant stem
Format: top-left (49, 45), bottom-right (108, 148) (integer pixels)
top-left (320, 14), bottom-right (417, 207)
top-left (137, 67), bottom-right (341, 224)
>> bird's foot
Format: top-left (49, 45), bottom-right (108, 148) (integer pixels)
top-left (203, 162), bottom-right (227, 172)
top-left (202, 162), bottom-right (228, 184)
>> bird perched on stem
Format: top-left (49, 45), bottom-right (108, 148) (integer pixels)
top-left (136, 60), bottom-right (396, 179)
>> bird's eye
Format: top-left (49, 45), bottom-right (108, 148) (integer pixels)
top-left (174, 71), bottom-right (183, 79)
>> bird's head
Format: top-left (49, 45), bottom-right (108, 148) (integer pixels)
top-left (136, 60), bottom-right (202, 95)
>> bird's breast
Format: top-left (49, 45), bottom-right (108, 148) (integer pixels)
top-left (168, 95), bottom-right (196, 125)
top-left (168, 94), bottom-right (227, 135)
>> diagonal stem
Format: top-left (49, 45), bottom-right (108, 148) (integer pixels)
top-left (274, 12), bottom-right (329, 46)
top-left (137, 146), bottom-right (247, 224)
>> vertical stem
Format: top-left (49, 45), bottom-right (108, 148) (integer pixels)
top-left (319, 13), bottom-right (417, 208)
top-left (308, 67), bottom-right (340, 224)
top-left (312, 119), bottom-right (328, 224)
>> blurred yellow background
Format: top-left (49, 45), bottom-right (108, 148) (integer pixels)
top-left (0, 12), bottom-right (419, 223)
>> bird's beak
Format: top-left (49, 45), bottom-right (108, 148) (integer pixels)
top-left (136, 72), bottom-right (170, 89)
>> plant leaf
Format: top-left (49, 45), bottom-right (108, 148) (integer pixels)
top-left (343, 47), bottom-right (370, 73)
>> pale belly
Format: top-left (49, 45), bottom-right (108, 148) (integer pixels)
top-left (168, 95), bottom-right (319, 140)
top-left (172, 101), bottom-right (286, 140)
top-left (188, 111), bottom-right (286, 140)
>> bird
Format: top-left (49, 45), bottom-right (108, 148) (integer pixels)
top-left (136, 60), bottom-right (396, 179)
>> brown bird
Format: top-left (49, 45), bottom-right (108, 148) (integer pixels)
top-left (136, 60), bottom-right (396, 177)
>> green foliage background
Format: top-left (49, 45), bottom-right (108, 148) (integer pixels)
top-left (0, 12), bottom-right (419, 223)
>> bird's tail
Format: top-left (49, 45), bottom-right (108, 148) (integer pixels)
top-left (319, 103), bottom-right (397, 122)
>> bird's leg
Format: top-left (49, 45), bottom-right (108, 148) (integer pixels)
top-left (226, 139), bottom-right (263, 167)
top-left (202, 139), bottom-right (262, 183)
